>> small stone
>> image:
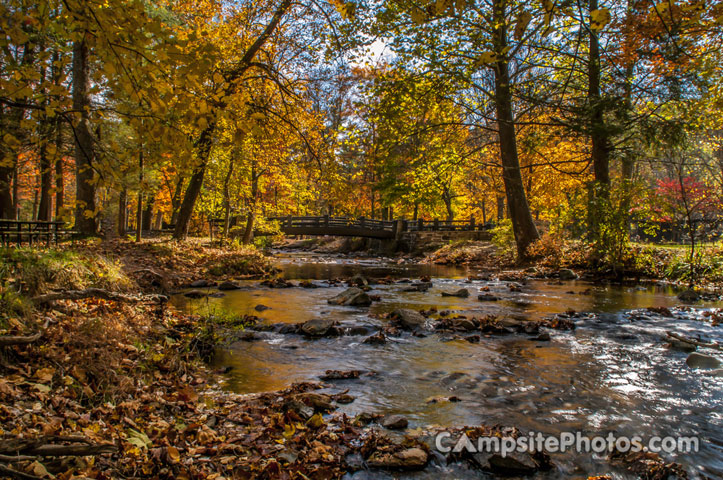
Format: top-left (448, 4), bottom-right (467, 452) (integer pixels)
top-left (190, 279), bottom-right (216, 288)
top-left (183, 290), bottom-right (207, 299)
top-left (487, 452), bottom-right (538, 475)
top-left (349, 274), bottom-right (369, 286)
top-left (390, 309), bottom-right (426, 330)
top-left (402, 282), bottom-right (433, 292)
top-left (334, 393), bottom-right (355, 404)
top-left (367, 447), bottom-right (428, 470)
top-left (381, 414), bottom-right (408, 429)
top-left (363, 331), bottom-right (387, 344)
top-left (254, 304), bottom-right (271, 312)
top-left (450, 318), bottom-right (477, 331)
top-left (292, 392), bottom-right (334, 411)
top-left (353, 412), bottom-right (379, 425)
top-left (300, 319), bottom-right (337, 337)
top-left (328, 287), bottom-right (372, 306)
top-left (686, 352), bottom-right (722, 369)
top-left (478, 294), bottom-right (499, 302)
top-left (534, 332), bottom-right (551, 341)
top-left (441, 288), bottom-right (470, 298)
top-left (319, 369), bottom-right (362, 380)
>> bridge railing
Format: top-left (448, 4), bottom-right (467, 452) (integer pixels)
top-left (266, 216), bottom-right (493, 233)
top-left (268, 215), bottom-right (397, 231)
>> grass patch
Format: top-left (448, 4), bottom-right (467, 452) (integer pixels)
top-left (0, 247), bottom-right (134, 297)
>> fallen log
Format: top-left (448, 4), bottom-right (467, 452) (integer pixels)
top-left (0, 333), bottom-right (41, 347)
top-left (666, 331), bottom-right (722, 351)
top-left (32, 288), bottom-right (167, 307)
top-left (0, 454), bottom-right (37, 462)
top-left (0, 435), bottom-right (104, 455)
top-left (28, 444), bottom-right (116, 457)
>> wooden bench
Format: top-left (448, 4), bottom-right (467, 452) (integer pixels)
top-left (0, 220), bottom-right (71, 247)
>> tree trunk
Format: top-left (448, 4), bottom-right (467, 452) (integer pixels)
top-left (443, 193), bottom-right (454, 223)
top-left (222, 155), bottom-right (236, 241)
top-left (12, 165), bottom-right (19, 218)
top-left (142, 196), bottom-right (153, 231)
top-left (135, 135), bottom-right (144, 242)
top-left (37, 47), bottom-right (53, 221)
top-left (588, 0), bottom-right (611, 240)
top-left (118, 188), bottom-right (127, 237)
top-left (242, 159), bottom-right (258, 245)
top-left (55, 117), bottom-right (64, 218)
top-left (0, 41), bottom-right (35, 219)
top-left (0, 128), bottom-right (14, 218)
top-left (173, 125), bottom-right (214, 240)
top-left (172, 0), bottom-right (292, 241)
top-left (170, 177), bottom-right (184, 225)
top-left (492, 0), bottom-right (539, 259)
top-left (72, 34), bottom-right (97, 235)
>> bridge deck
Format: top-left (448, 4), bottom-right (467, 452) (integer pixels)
top-left (257, 216), bottom-right (490, 239)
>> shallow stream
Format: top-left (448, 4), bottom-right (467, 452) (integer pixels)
top-left (172, 253), bottom-right (723, 479)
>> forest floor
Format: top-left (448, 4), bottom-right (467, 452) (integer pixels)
top-left (0, 238), bottom-right (705, 479)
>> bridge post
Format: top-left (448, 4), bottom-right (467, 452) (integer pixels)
top-left (323, 215), bottom-right (329, 227)
top-left (433, 218), bottom-right (439, 231)
top-left (417, 218), bottom-right (423, 231)
top-left (286, 215), bottom-right (292, 228)
top-left (470, 216), bottom-right (475, 231)
top-left (359, 216), bottom-right (365, 228)
top-left (394, 219), bottom-right (405, 241)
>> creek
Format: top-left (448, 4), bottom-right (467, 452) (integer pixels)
top-left (172, 252), bottom-right (723, 479)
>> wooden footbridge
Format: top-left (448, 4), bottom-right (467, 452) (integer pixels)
top-left (265, 216), bottom-right (489, 239)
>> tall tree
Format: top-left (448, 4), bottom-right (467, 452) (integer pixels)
top-left (72, 33), bottom-right (98, 235)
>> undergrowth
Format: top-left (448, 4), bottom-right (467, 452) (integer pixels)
top-left (0, 247), bottom-right (134, 298)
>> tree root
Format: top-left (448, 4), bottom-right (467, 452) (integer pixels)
top-left (666, 331), bottom-right (722, 351)
top-left (0, 435), bottom-right (115, 456)
top-left (32, 288), bottom-right (167, 306)
top-left (0, 334), bottom-right (41, 347)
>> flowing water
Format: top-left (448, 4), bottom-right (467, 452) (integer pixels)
top-left (172, 252), bottom-right (723, 479)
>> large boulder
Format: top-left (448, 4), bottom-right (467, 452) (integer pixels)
top-left (183, 290), bottom-right (208, 299)
top-left (441, 288), bottom-right (470, 298)
top-left (218, 281), bottom-right (241, 291)
top-left (390, 309), bottom-right (426, 330)
top-left (558, 269), bottom-right (578, 281)
top-left (327, 287), bottom-right (372, 306)
top-left (300, 319), bottom-right (338, 337)
top-left (367, 448), bottom-right (428, 470)
top-left (677, 289), bottom-right (700, 302)
top-left (686, 352), bottom-right (722, 369)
